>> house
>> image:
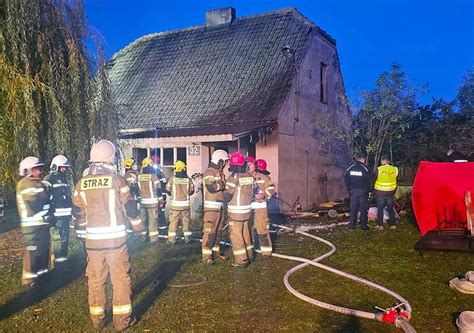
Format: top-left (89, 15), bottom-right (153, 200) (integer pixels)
top-left (107, 7), bottom-right (352, 213)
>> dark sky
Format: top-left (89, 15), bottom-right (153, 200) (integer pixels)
top-left (85, 0), bottom-right (474, 105)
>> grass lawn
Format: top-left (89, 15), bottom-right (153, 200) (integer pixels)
top-left (0, 208), bottom-right (472, 332)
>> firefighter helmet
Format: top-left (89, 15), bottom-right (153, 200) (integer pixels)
top-left (256, 159), bottom-right (267, 172)
top-left (50, 154), bottom-right (71, 172)
top-left (19, 156), bottom-right (44, 176)
top-left (174, 160), bottom-right (186, 172)
top-left (229, 152), bottom-right (245, 166)
top-left (89, 140), bottom-right (116, 164)
top-left (124, 158), bottom-right (135, 169)
top-left (151, 155), bottom-right (160, 165)
top-left (211, 150), bottom-right (229, 166)
top-left (246, 156), bottom-right (256, 164)
top-left (82, 167), bottom-right (90, 177)
top-left (142, 157), bottom-right (153, 168)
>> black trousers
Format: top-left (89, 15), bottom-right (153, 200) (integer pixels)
top-left (348, 190), bottom-right (369, 229)
top-left (376, 195), bottom-right (396, 226)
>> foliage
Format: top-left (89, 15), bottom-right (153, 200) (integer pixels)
top-left (0, 0), bottom-right (117, 198)
top-left (352, 63), bottom-right (419, 170)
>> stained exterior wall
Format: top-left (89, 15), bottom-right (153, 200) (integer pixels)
top-left (275, 31), bottom-right (352, 211)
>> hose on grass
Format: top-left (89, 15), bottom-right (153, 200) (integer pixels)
top-left (268, 223), bottom-right (416, 332)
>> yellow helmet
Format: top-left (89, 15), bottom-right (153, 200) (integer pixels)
top-left (141, 157), bottom-right (153, 168)
top-left (124, 158), bottom-right (135, 169)
top-left (174, 160), bottom-right (186, 172)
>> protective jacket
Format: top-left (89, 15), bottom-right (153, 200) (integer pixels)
top-left (344, 161), bottom-right (373, 192)
top-left (137, 167), bottom-right (161, 207)
top-left (44, 172), bottom-right (72, 218)
top-left (72, 164), bottom-right (143, 250)
top-left (166, 171), bottom-right (195, 211)
top-left (374, 164), bottom-right (398, 195)
top-left (225, 173), bottom-right (254, 221)
top-left (251, 172), bottom-right (275, 210)
top-left (202, 163), bottom-right (225, 211)
top-left (124, 169), bottom-right (139, 199)
top-left (16, 176), bottom-right (52, 229)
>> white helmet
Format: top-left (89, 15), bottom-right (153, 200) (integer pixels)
top-left (50, 154), bottom-right (71, 172)
top-left (211, 150), bottom-right (229, 166)
top-left (89, 139), bottom-right (116, 164)
top-left (19, 156), bottom-right (44, 176)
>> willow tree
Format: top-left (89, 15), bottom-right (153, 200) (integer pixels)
top-left (0, 0), bottom-right (117, 198)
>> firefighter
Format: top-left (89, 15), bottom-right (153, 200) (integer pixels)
top-left (250, 158), bottom-right (276, 256)
top-left (72, 167), bottom-right (90, 256)
top-left (137, 157), bottom-right (162, 242)
top-left (201, 150), bottom-right (229, 264)
top-left (72, 139), bottom-right (144, 331)
top-left (374, 156), bottom-right (398, 230)
top-left (166, 161), bottom-right (195, 244)
top-left (16, 156), bottom-right (52, 286)
top-left (225, 152), bottom-right (254, 268)
top-left (151, 155), bottom-right (168, 234)
top-left (44, 154), bottom-right (72, 264)
top-left (124, 158), bottom-right (139, 199)
top-left (344, 153), bottom-right (373, 231)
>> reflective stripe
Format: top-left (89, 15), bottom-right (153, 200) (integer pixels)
top-left (20, 187), bottom-right (44, 195)
top-left (168, 232), bottom-right (177, 237)
top-left (54, 257), bottom-right (68, 262)
top-left (149, 231), bottom-right (159, 236)
top-left (120, 186), bottom-right (129, 194)
top-left (129, 218), bottom-right (142, 226)
top-left (204, 201), bottom-right (223, 209)
top-left (86, 225), bottom-right (127, 240)
top-left (37, 269), bottom-right (49, 275)
top-left (158, 226), bottom-right (168, 229)
top-left (255, 180), bottom-right (265, 184)
top-left (113, 304), bottom-right (132, 315)
top-left (90, 306), bottom-right (105, 315)
top-left (170, 200), bottom-right (190, 207)
top-left (80, 191), bottom-right (87, 205)
top-left (54, 207), bottom-right (72, 216)
top-left (228, 205), bottom-right (251, 214)
top-left (23, 272), bottom-right (38, 279)
top-left (251, 201), bottom-right (267, 209)
top-left (87, 225), bottom-right (126, 233)
top-left (265, 186), bottom-right (275, 196)
top-left (52, 183), bottom-right (68, 188)
top-left (260, 246), bottom-right (273, 252)
top-left (87, 231), bottom-right (127, 240)
top-left (246, 245), bottom-right (253, 250)
top-left (109, 189), bottom-right (116, 227)
top-left (202, 248), bottom-right (213, 255)
top-left (160, 178), bottom-right (167, 182)
top-left (212, 246), bottom-right (220, 252)
top-left (184, 231), bottom-right (192, 236)
top-left (140, 231), bottom-right (147, 235)
top-left (141, 198), bottom-right (159, 204)
top-left (26, 246), bottom-right (37, 251)
top-left (22, 221), bottom-right (49, 227)
top-left (233, 248), bottom-right (247, 255)
top-left (226, 182), bottom-right (236, 188)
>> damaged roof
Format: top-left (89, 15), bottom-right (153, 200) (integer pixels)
top-left (107, 8), bottom-right (332, 135)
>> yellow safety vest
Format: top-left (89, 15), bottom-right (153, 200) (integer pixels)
top-left (374, 164), bottom-right (398, 191)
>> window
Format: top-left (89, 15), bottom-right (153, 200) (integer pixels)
top-left (163, 148), bottom-right (174, 166)
top-left (133, 148), bottom-right (148, 165)
top-left (177, 147), bottom-right (187, 164)
top-left (320, 62), bottom-right (328, 104)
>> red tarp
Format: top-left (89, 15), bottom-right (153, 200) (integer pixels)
top-left (412, 161), bottom-right (474, 235)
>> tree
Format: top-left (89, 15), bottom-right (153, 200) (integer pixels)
top-left (0, 0), bottom-right (117, 198)
top-left (353, 63), bottom-right (419, 170)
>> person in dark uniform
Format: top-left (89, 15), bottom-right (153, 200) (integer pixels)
top-left (344, 153), bottom-right (373, 231)
top-left (446, 149), bottom-right (468, 162)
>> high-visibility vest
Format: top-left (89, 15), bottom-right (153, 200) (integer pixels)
top-left (374, 164), bottom-right (398, 191)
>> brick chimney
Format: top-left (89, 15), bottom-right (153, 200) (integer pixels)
top-left (206, 7), bottom-right (236, 26)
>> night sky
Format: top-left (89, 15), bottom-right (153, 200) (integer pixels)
top-left (85, 0), bottom-right (474, 105)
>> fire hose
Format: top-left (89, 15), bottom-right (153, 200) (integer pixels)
top-left (153, 223), bottom-right (416, 332)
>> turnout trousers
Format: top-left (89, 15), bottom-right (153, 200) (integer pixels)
top-left (86, 245), bottom-right (133, 331)
top-left (253, 209), bottom-right (272, 256)
top-left (22, 225), bottom-right (50, 285)
top-left (168, 209), bottom-right (191, 243)
top-left (140, 204), bottom-right (159, 242)
top-left (50, 217), bottom-right (70, 263)
top-left (228, 219), bottom-right (253, 265)
top-left (201, 209), bottom-right (224, 260)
